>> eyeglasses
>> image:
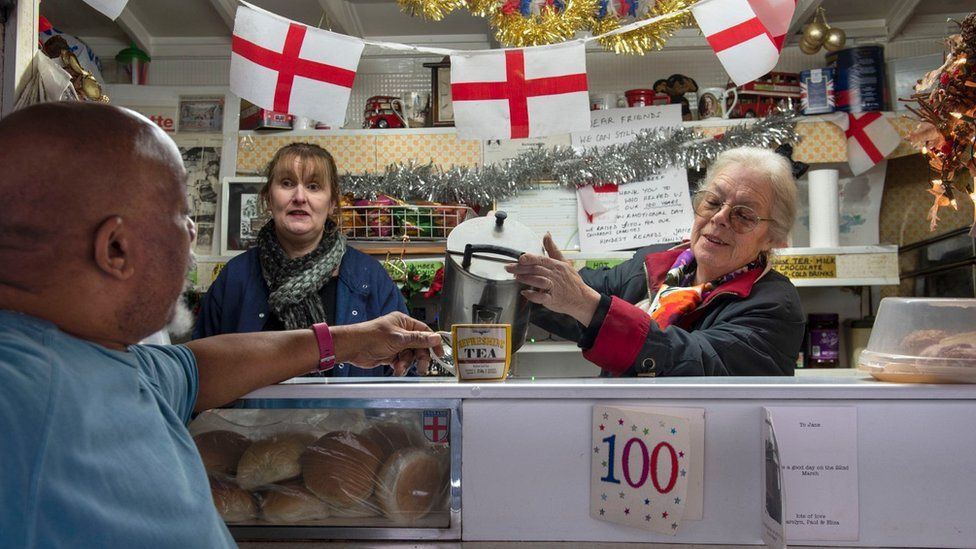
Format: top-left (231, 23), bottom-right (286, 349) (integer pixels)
top-left (691, 190), bottom-right (773, 234)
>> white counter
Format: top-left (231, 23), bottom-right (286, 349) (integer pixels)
top-left (241, 376), bottom-right (976, 547)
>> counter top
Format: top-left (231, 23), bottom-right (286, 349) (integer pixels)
top-left (240, 373), bottom-right (976, 402)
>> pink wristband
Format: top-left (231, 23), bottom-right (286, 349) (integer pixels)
top-left (311, 322), bottom-right (336, 373)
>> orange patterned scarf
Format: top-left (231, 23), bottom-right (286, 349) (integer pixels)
top-left (646, 250), bottom-right (763, 329)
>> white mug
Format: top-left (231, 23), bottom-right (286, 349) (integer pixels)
top-left (697, 87), bottom-right (739, 119)
top-left (401, 91), bottom-right (430, 127)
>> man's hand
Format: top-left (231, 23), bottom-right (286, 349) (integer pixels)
top-left (331, 312), bottom-right (444, 376)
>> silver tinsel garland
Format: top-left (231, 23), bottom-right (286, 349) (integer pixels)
top-left (341, 113), bottom-right (800, 205)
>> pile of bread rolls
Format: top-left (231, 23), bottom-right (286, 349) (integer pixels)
top-left (192, 418), bottom-right (449, 525)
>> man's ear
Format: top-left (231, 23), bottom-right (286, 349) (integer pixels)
top-left (93, 216), bottom-right (135, 280)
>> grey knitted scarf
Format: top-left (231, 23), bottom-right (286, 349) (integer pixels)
top-left (258, 219), bottom-right (346, 330)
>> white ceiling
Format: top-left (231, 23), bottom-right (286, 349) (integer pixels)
top-left (38, 0), bottom-right (975, 59)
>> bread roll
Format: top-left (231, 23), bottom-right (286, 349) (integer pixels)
top-left (209, 476), bottom-right (257, 523)
top-left (376, 448), bottom-right (445, 522)
top-left (260, 481), bottom-right (331, 523)
top-left (900, 329), bottom-right (948, 355)
top-left (362, 421), bottom-right (421, 462)
top-left (194, 430), bottom-right (250, 476)
top-left (302, 430), bottom-right (384, 506)
top-left (236, 432), bottom-right (316, 490)
top-left (920, 340), bottom-right (976, 360)
top-left (328, 497), bottom-right (380, 518)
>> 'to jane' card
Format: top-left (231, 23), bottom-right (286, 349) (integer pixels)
top-left (591, 405), bottom-right (691, 535)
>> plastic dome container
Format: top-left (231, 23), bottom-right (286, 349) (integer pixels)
top-left (858, 298), bottom-right (976, 383)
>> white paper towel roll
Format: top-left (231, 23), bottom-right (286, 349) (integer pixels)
top-left (808, 169), bottom-right (840, 247)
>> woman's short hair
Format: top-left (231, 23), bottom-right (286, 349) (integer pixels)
top-left (703, 146), bottom-right (798, 247)
top-left (260, 142), bottom-right (340, 221)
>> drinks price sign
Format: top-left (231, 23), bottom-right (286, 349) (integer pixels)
top-left (590, 405), bottom-right (691, 535)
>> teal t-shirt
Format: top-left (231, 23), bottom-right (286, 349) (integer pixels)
top-left (0, 310), bottom-right (235, 548)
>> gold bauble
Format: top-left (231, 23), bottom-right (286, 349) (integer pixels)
top-left (799, 39), bottom-right (821, 55)
top-left (802, 21), bottom-right (828, 47)
top-left (823, 27), bottom-right (847, 52)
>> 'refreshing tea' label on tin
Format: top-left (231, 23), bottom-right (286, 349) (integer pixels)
top-left (451, 324), bottom-right (511, 381)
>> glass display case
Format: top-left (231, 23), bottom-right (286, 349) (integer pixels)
top-left (188, 398), bottom-right (461, 541)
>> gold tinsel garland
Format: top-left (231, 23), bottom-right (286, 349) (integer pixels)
top-left (491, 0), bottom-right (598, 47)
top-left (906, 11), bottom-right (976, 230)
top-left (397, 0), bottom-right (467, 21)
top-left (592, 0), bottom-right (694, 55)
top-left (400, 0), bottom-right (694, 52)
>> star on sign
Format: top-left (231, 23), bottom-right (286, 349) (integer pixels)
top-left (678, 451), bottom-right (685, 458)
top-left (601, 493), bottom-right (607, 501)
top-left (674, 497), bottom-right (681, 504)
top-left (671, 427), bottom-right (677, 434)
top-left (672, 522), bottom-right (678, 530)
top-left (680, 469), bottom-right (687, 477)
top-left (594, 447), bottom-right (599, 454)
top-left (619, 491), bottom-right (626, 499)
top-left (643, 428), bottom-right (649, 435)
top-left (631, 425), bottom-right (637, 431)
top-left (644, 498), bottom-right (650, 505)
top-left (659, 421), bottom-right (665, 427)
top-left (624, 508), bottom-right (630, 515)
top-left (599, 508), bottom-right (605, 516)
top-left (662, 511), bottom-right (669, 519)
top-left (602, 461), bottom-right (607, 467)
top-left (599, 424), bottom-right (605, 431)
top-left (645, 514), bottom-right (651, 522)
top-left (618, 418), bottom-right (624, 425)
top-left (603, 412), bottom-right (609, 420)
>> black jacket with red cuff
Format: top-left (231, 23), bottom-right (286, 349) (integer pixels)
top-left (530, 245), bottom-right (805, 377)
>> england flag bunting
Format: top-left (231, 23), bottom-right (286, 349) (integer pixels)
top-left (832, 112), bottom-right (902, 176)
top-left (230, 2), bottom-right (364, 127)
top-left (691, 0), bottom-right (796, 85)
top-left (450, 42), bottom-right (591, 140)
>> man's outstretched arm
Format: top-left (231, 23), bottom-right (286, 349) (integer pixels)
top-left (187, 312), bottom-right (442, 412)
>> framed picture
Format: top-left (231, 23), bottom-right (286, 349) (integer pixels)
top-left (424, 58), bottom-right (453, 126)
top-left (177, 140), bottom-right (222, 256)
top-left (220, 176), bottom-right (268, 255)
top-left (178, 96), bottom-right (224, 132)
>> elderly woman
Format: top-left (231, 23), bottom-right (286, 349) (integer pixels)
top-left (507, 147), bottom-right (804, 376)
top-left (194, 143), bottom-right (408, 376)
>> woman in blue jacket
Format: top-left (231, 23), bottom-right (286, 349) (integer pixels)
top-left (193, 143), bottom-right (408, 376)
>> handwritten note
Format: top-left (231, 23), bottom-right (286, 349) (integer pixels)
top-left (570, 104), bottom-right (692, 252)
top-left (577, 170), bottom-right (692, 252)
top-left (571, 104), bottom-right (682, 150)
top-left (765, 406), bottom-right (859, 542)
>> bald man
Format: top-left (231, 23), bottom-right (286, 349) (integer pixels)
top-left (0, 102), bottom-right (442, 547)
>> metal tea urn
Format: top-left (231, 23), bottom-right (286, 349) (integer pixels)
top-left (439, 211), bottom-right (542, 352)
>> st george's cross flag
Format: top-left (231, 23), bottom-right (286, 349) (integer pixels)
top-left (450, 42), bottom-right (590, 140)
top-left (691, 0), bottom-right (796, 85)
top-left (832, 112), bottom-right (902, 175)
top-left (230, 2), bottom-right (364, 127)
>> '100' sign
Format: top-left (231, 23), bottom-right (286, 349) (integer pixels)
top-left (600, 434), bottom-right (679, 493)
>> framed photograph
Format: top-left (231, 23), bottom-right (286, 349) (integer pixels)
top-left (220, 176), bottom-right (268, 255)
top-left (178, 141), bottom-right (222, 256)
top-left (178, 96), bottom-right (224, 132)
top-left (424, 58), bottom-right (453, 126)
